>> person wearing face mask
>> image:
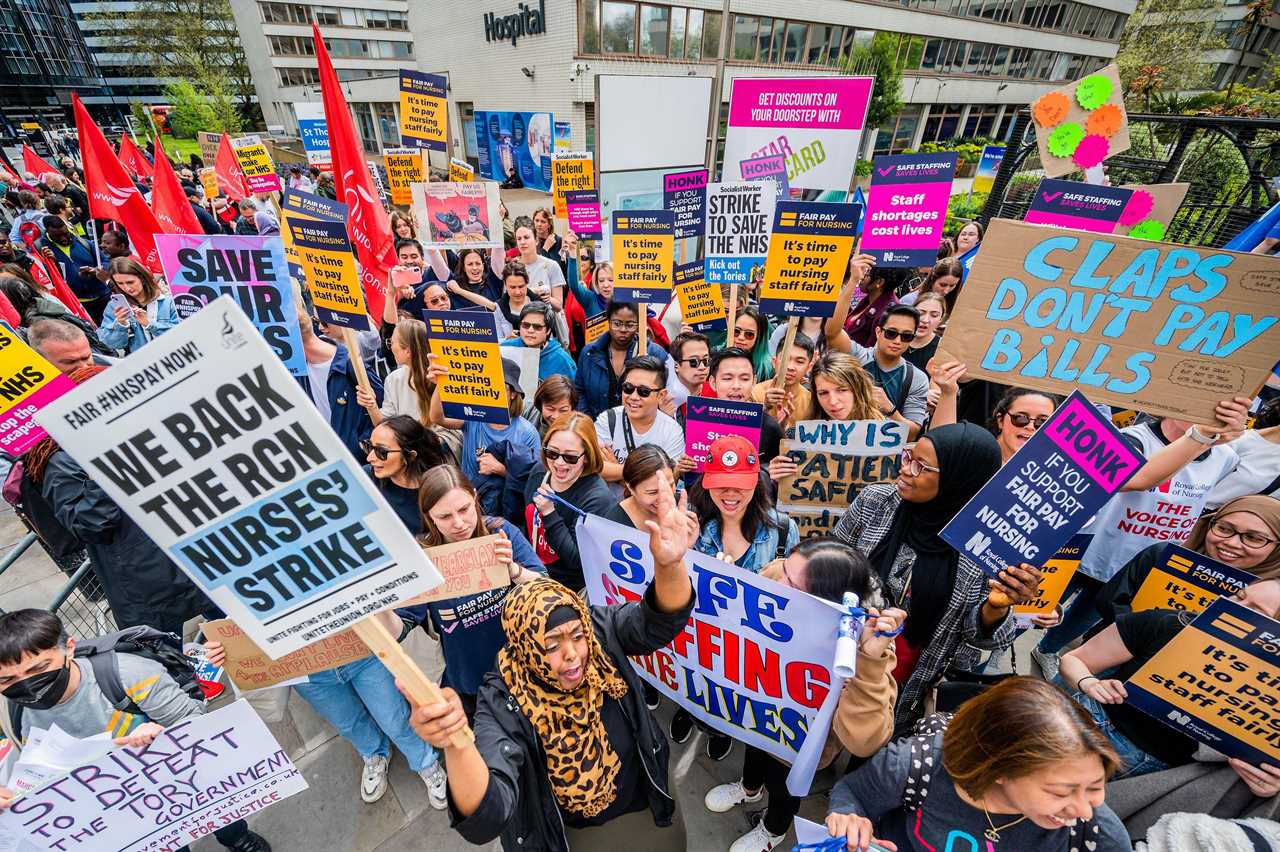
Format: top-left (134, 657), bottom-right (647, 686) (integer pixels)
top-left (501, 302), bottom-right (576, 380)
top-left (595, 357), bottom-right (686, 497)
top-left (575, 301), bottom-right (670, 419)
top-left (707, 348), bottom-right (782, 464)
top-left (824, 676), bottom-right (1131, 852)
top-left (401, 471), bottom-right (698, 852)
top-left (0, 611), bottom-right (273, 852)
top-left (525, 413), bottom-right (614, 591)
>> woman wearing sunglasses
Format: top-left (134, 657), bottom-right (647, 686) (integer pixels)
top-left (989, 387), bottom-right (1061, 464)
top-left (732, 305), bottom-right (774, 382)
top-left (525, 413), bottom-right (614, 592)
top-left (362, 416), bottom-right (455, 530)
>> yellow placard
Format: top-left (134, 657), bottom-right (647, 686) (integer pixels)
top-left (424, 309), bottom-right (511, 424)
top-left (383, 148), bottom-right (424, 206)
top-left (1129, 546), bottom-right (1254, 616)
top-left (585, 310), bottom-right (608, 344)
top-left (398, 71), bottom-right (447, 152)
top-left (230, 134), bottom-right (281, 194)
top-left (449, 158), bottom-right (475, 183)
top-left (0, 324), bottom-right (72, 455)
top-left (552, 152), bottom-right (594, 221)
top-left (674, 260), bottom-right (725, 331)
top-left (757, 201), bottom-right (860, 317)
top-left (288, 218), bottom-right (368, 327)
top-left (1013, 536), bottom-right (1086, 620)
top-left (198, 167), bottom-right (218, 200)
top-left (610, 212), bottom-right (674, 303)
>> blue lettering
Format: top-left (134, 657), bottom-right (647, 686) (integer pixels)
top-left (1168, 254), bottom-right (1229, 302)
top-left (943, 831), bottom-right (981, 852)
top-left (608, 539), bottom-right (646, 583)
top-left (1049, 339), bottom-right (1082, 381)
top-left (1024, 235), bottom-right (1076, 282)
top-left (694, 565), bottom-right (739, 619)
top-left (1180, 311), bottom-right (1230, 354)
top-left (1078, 344), bottom-right (1111, 387)
top-left (1023, 334), bottom-right (1053, 378)
top-left (1108, 352), bottom-right (1153, 394)
top-left (740, 582), bottom-right (792, 642)
top-left (1218, 314), bottom-right (1278, 357)
top-left (988, 277), bottom-right (1027, 321)
top-left (1100, 297), bottom-right (1151, 338)
top-left (1069, 239), bottom-right (1113, 290)
top-left (1154, 305), bottom-right (1203, 345)
top-left (1151, 248), bottom-right (1201, 298)
top-left (1025, 287), bottom-right (1067, 328)
top-left (1058, 291), bottom-right (1104, 333)
top-left (981, 329), bottom-right (1022, 372)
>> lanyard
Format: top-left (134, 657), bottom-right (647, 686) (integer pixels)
top-left (621, 412), bottom-right (637, 452)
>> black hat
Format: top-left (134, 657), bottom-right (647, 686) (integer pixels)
top-left (502, 357), bottom-right (522, 393)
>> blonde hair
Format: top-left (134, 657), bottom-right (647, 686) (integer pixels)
top-left (393, 319), bottom-right (433, 425)
top-left (808, 351), bottom-right (881, 421)
top-left (542, 413), bottom-right (604, 476)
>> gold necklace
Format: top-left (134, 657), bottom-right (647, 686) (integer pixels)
top-left (981, 801), bottom-right (1029, 843)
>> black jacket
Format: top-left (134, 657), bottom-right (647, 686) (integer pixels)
top-left (452, 582), bottom-right (693, 851)
top-left (521, 465), bottom-right (615, 591)
top-left (1095, 543), bottom-right (1163, 625)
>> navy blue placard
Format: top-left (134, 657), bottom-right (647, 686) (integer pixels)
top-left (1024, 178), bottom-right (1134, 231)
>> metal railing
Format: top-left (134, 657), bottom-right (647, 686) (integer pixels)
top-left (0, 531), bottom-right (116, 640)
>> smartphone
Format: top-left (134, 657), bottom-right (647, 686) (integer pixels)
top-left (107, 293), bottom-right (129, 316)
top-left (391, 266), bottom-right (420, 290)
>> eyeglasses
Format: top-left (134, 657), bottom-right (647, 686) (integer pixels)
top-left (880, 328), bottom-right (917, 342)
top-left (520, 321), bottom-right (547, 331)
top-left (360, 440), bottom-right (403, 461)
top-left (1004, 412), bottom-right (1050, 429)
top-left (678, 356), bottom-right (709, 368)
top-left (544, 447), bottom-right (584, 465)
top-left (900, 448), bottom-right (941, 476)
top-left (734, 328), bottom-right (758, 341)
top-left (610, 320), bottom-right (638, 331)
top-left (621, 382), bottom-right (660, 398)
top-left (1210, 519), bottom-right (1278, 550)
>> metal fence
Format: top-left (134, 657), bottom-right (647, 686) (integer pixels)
top-left (0, 531), bottom-right (116, 640)
top-left (978, 110), bottom-right (1280, 247)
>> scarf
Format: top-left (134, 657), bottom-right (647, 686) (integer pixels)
top-left (869, 422), bottom-right (1002, 646)
top-left (1185, 495), bottom-right (1280, 580)
top-left (498, 578), bottom-right (629, 818)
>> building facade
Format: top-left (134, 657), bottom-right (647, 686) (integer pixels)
top-left (1208, 0), bottom-right (1280, 90)
top-left (0, 0), bottom-right (105, 127)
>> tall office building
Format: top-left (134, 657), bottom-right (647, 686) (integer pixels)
top-left (0, 0), bottom-right (105, 127)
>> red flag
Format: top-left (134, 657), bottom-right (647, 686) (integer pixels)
top-left (19, 234), bottom-right (94, 324)
top-left (72, 94), bottom-right (164, 274)
top-left (21, 145), bottom-right (58, 181)
top-left (118, 134), bottom-right (154, 181)
top-left (150, 138), bottom-right (201, 234)
top-left (313, 23), bottom-right (390, 320)
top-left (215, 134), bottom-right (250, 201)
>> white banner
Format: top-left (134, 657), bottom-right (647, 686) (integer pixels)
top-left (1, 701), bottom-right (308, 852)
top-left (35, 298), bottom-right (443, 657)
top-left (578, 514), bottom-right (843, 796)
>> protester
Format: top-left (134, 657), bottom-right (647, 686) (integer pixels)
top-left (235, 199), bottom-right (259, 235)
top-left (0, 611), bottom-right (272, 852)
top-left (577, 242), bottom-right (594, 284)
top-left (824, 676), bottom-right (1130, 851)
top-left (0, 273), bottom-right (77, 327)
top-left (294, 294), bottom-right (385, 458)
top-left (603, 446), bottom-right (680, 530)
top-left (41, 173), bottom-right (87, 225)
top-left (402, 470), bottom-right (698, 850)
top-left (595, 356), bottom-right (686, 494)
top-left (501, 302), bottom-right (576, 380)
top-left (97, 227), bottom-right (131, 265)
top-left (7, 190), bottom-right (44, 243)
top-left (575, 301), bottom-right (669, 418)
top-left (565, 236), bottom-right (614, 315)
top-left (707, 347), bottom-right (783, 463)
top-left (28, 318), bottom-right (108, 373)
top-left (445, 247), bottom-right (503, 311)
top-left (833, 422), bottom-right (1040, 729)
top-left (532, 207), bottom-right (564, 269)
top-left (899, 258), bottom-right (962, 309)
top-left (525, 413), bottom-right (614, 591)
top-left (840, 260), bottom-right (907, 349)
top-left (356, 317), bottom-right (432, 427)
top-left (525, 374), bottom-right (578, 437)
top-left (97, 257), bottom-right (177, 353)
top-left (287, 166), bottom-right (314, 192)
top-left (732, 305), bottom-right (773, 381)
top-left (707, 538), bottom-right (905, 852)
top-left (363, 416), bottom-right (455, 526)
top-left (664, 330), bottom-right (711, 412)
top-left (1206, 398), bottom-right (1280, 507)
top-left (390, 211), bottom-right (415, 240)
top-left (315, 171), bottom-right (337, 199)
top-left (750, 332), bottom-right (815, 430)
top-left (988, 387), bottom-right (1062, 464)
top-left (496, 260), bottom-right (539, 339)
top-left (954, 220), bottom-right (984, 255)
top-left (252, 197), bottom-right (279, 235)
top-left (828, 303), bottom-right (930, 439)
top-left (0, 231), bottom-right (33, 275)
top-left (512, 217), bottom-right (567, 313)
top-left (37, 213), bottom-right (105, 323)
top-left (184, 185), bottom-right (222, 234)
top-left (903, 292), bottom-right (946, 370)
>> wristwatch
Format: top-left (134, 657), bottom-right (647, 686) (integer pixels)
top-left (1186, 425), bottom-right (1218, 446)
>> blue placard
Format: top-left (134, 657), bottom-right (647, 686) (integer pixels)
top-left (663, 169), bottom-right (708, 240)
top-left (281, 188), bottom-right (349, 222)
top-left (1024, 178), bottom-right (1134, 232)
top-left (474, 110), bottom-right (554, 192)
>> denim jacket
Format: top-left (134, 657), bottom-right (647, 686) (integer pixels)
top-left (694, 509), bottom-right (799, 574)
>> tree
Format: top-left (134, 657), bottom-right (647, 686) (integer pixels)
top-left (1115, 0), bottom-right (1225, 101)
top-left (1226, 0), bottom-right (1274, 100)
top-left (844, 33), bottom-right (904, 131)
top-left (163, 81), bottom-right (217, 139)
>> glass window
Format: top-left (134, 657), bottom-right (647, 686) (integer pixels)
top-left (903, 35), bottom-right (925, 69)
top-left (686, 9), bottom-right (703, 58)
top-left (783, 22), bottom-right (807, 63)
top-left (639, 5), bottom-right (669, 55)
top-left (353, 103), bottom-right (377, 152)
top-left (825, 26), bottom-right (844, 65)
top-left (756, 17), bottom-right (774, 62)
top-left (388, 10), bottom-right (408, 30)
top-left (375, 103), bottom-right (398, 145)
top-left (965, 43), bottom-right (988, 73)
top-left (601, 2), bottom-right (636, 53)
top-left (702, 11), bottom-right (721, 58)
top-left (732, 15), bottom-right (758, 60)
top-left (581, 0), bottom-right (600, 53)
top-left (920, 37), bottom-right (945, 70)
top-left (313, 6), bottom-right (339, 25)
top-left (367, 9), bottom-right (387, 28)
top-left (990, 44), bottom-right (1009, 75)
top-left (808, 24), bottom-right (833, 64)
top-left (669, 8), bottom-right (686, 57)
top-left (340, 7), bottom-right (359, 25)
top-left (765, 19), bottom-right (784, 62)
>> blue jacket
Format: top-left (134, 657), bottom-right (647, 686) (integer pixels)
top-left (695, 509), bottom-right (800, 574)
top-left (574, 334), bottom-right (670, 419)
top-left (500, 336), bottom-right (577, 381)
top-left (97, 295), bottom-right (179, 353)
top-left (38, 234), bottom-right (109, 303)
top-left (295, 345), bottom-right (384, 459)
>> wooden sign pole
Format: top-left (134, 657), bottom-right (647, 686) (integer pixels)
top-left (341, 327), bottom-right (374, 399)
top-left (637, 302), bottom-right (648, 352)
top-left (770, 316), bottom-right (799, 392)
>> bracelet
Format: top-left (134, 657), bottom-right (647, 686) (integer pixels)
top-left (1186, 425), bottom-right (1218, 446)
top-left (1076, 675), bottom-right (1099, 690)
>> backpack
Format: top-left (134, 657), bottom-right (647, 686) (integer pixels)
top-left (7, 625), bottom-right (202, 736)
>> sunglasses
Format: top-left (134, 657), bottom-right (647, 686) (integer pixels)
top-left (678, 356), bottom-right (709, 368)
top-left (520, 321), bottom-right (547, 331)
top-left (544, 447), bottom-right (584, 465)
top-left (734, 328), bottom-right (758, 340)
top-left (1004, 412), bottom-right (1050, 429)
top-left (360, 440), bottom-right (403, 461)
top-left (579, 254), bottom-right (591, 262)
top-left (880, 328), bottom-right (917, 342)
top-left (621, 382), bottom-right (660, 398)
top-left (900, 448), bottom-right (941, 476)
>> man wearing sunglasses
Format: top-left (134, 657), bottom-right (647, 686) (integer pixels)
top-left (500, 302), bottom-right (576, 380)
top-left (594, 356), bottom-right (687, 496)
top-left (851, 304), bottom-right (930, 440)
top-left (663, 331), bottom-right (712, 412)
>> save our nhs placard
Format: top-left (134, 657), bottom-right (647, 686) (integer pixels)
top-left (940, 390), bottom-right (1144, 577)
top-left (33, 299), bottom-right (443, 657)
top-left (944, 219), bottom-right (1280, 423)
top-left (579, 514), bottom-right (845, 796)
top-left (861, 152), bottom-right (957, 267)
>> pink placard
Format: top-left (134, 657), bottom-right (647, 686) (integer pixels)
top-left (1044, 397), bottom-right (1144, 490)
top-left (0, 373), bottom-right (75, 455)
top-left (727, 78), bottom-right (873, 129)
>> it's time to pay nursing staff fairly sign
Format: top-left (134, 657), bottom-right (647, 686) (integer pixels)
top-left (34, 299), bottom-right (444, 657)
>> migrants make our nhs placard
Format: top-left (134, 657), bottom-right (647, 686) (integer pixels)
top-left (941, 390), bottom-right (1144, 577)
top-left (861, 153), bottom-right (957, 267)
top-left (943, 219), bottom-right (1280, 423)
top-left (704, 182), bottom-right (775, 290)
top-left (33, 299), bottom-right (444, 657)
top-left (579, 514), bottom-right (845, 796)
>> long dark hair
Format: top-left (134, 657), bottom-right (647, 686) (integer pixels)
top-left (375, 415), bottom-right (450, 482)
top-left (0, 274), bottom-right (39, 320)
top-left (988, 387), bottom-right (1062, 436)
top-left (690, 470), bottom-right (784, 544)
top-left (790, 537), bottom-right (885, 608)
top-left (454, 248), bottom-right (488, 285)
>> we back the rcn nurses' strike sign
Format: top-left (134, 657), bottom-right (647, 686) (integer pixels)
top-left (941, 390), bottom-right (1144, 577)
top-left (34, 299), bottom-right (444, 657)
top-left (860, 152), bottom-right (958, 267)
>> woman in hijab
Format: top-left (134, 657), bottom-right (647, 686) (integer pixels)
top-left (403, 469), bottom-right (699, 852)
top-left (1095, 494), bottom-right (1280, 626)
top-left (832, 422), bottom-right (1043, 730)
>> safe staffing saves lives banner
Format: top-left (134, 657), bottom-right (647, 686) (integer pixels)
top-left (34, 298), bottom-right (444, 658)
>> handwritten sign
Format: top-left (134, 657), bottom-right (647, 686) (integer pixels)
top-left (861, 153), bottom-right (957, 267)
top-left (1031, 63), bottom-right (1129, 179)
top-left (400, 535), bottom-right (511, 604)
top-left (684, 397), bottom-right (764, 473)
top-left (0, 323), bottom-right (73, 454)
top-left (1130, 544), bottom-right (1255, 615)
top-left (778, 420), bottom-right (905, 515)
top-left (663, 168), bottom-right (708, 239)
top-left (675, 260), bottom-right (726, 333)
top-left (288, 217), bottom-right (368, 329)
top-left (424, 309), bottom-right (510, 424)
top-left (758, 201), bottom-right (860, 317)
top-left (206, 617), bottom-right (369, 691)
top-left (383, 148), bottom-right (424, 206)
top-left (399, 70), bottom-right (448, 151)
top-left (229, 134), bottom-right (280, 194)
top-left (611, 210), bottom-right (674, 303)
top-left (704, 182), bottom-right (774, 291)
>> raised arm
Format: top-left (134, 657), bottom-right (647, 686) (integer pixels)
top-left (825, 254), bottom-right (874, 355)
top-left (425, 352), bottom-right (465, 429)
top-left (1121, 396), bottom-right (1250, 491)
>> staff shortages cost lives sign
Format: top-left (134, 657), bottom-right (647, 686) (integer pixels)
top-left (34, 299), bottom-right (443, 657)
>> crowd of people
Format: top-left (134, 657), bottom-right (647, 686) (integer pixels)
top-left (0, 149), bottom-right (1275, 852)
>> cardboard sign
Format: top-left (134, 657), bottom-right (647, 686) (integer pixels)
top-left (1031, 63), bottom-right (1129, 179)
top-left (449, 157), bottom-right (475, 183)
top-left (197, 131), bottom-right (221, 165)
top-left (722, 76), bottom-right (874, 192)
top-left (940, 390), bottom-right (1144, 577)
top-left (584, 309), bottom-right (608, 344)
top-left (757, 201), bottom-right (861, 317)
top-left (198, 166), bottom-right (218, 200)
top-left (683, 396), bottom-right (764, 472)
top-left (399, 535), bottom-right (511, 605)
top-left (674, 260), bottom-right (726, 333)
top-left (580, 515), bottom-right (845, 796)
top-left (551, 151), bottom-right (594, 221)
top-left (861, 153), bottom-right (957, 267)
top-left (565, 188), bottom-right (603, 240)
top-left (611, 210), bottom-right (674, 303)
top-left (1130, 544), bottom-right (1255, 615)
top-left (157, 234), bottom-right (307, 378)
top-left (0, 323), bottom-right (74, 455)
top-left (663, 168), bottom-right (708, 239)
top-left (229, 134), bottom-right (280, 194)
top-left (424, 309), bottom-right (510, 424)
top-left (1125, 597), bottom-right (1280, 765)
top-left (206, 617), bottom-right (369, 691)
top-left (288, 217), bottom-right (368, 330)
top-left (398, 70), bottom-right (448, 151)
top-left (792, 507), bottom-right (842, 540)
top-left (1115, 182), bottom-right (1191, 241)
top-left (1024, 178), bottom-right (1134, 233)
top-left (1013, 533), bottom-right (1090, 626)
top-left (970, 145), bottom-right (1006, 196)
top-left (383, 147), bottom-right (424, 206)
top-left (740, 153), bottom-right (789, 201)
top-left (294, 101), bottom-right (331, 170)
top-left (0, 701), bottom-right (308, 852)
top-left (35, 299), bottom-right (443, 656)
top-left (943, 219), bottom-right (1280, 422)
top-left (778, 444), bottom-right (900, 512)
top-left (704, 182), bottom-right (775, 290)
top-left (411, 181), bottom-right (502, 251)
